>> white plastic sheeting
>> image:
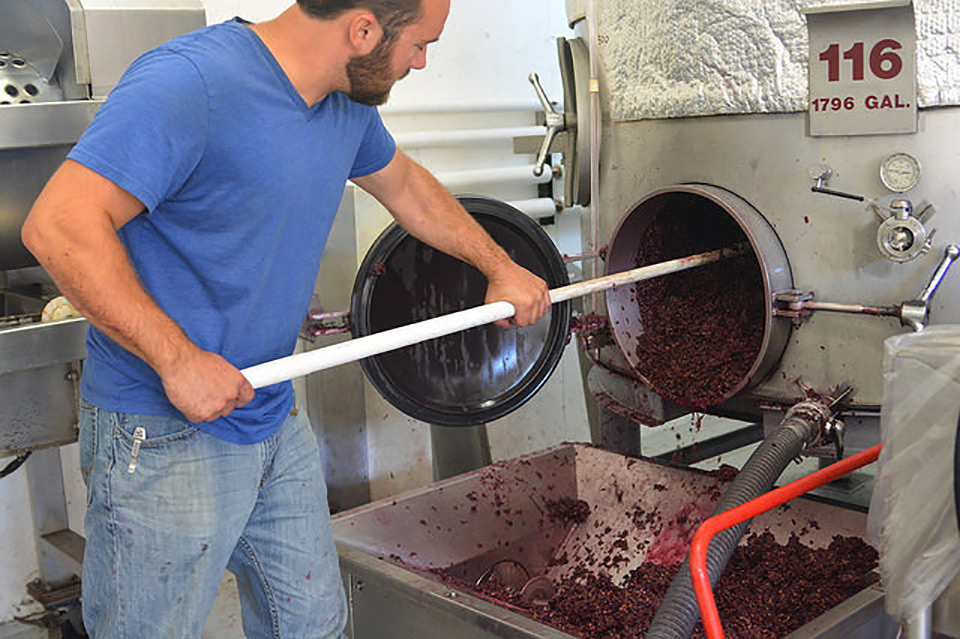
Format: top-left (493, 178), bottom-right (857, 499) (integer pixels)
top-left (597, 0), bottom-right (960, 120)
top-left (867, 326), bottom-right (960, 625)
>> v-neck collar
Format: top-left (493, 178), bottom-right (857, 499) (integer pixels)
top-left (230, 17), bottom-right (328, 115)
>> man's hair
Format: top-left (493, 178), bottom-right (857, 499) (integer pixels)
top-left (297, 0), bottom-right (422, 36)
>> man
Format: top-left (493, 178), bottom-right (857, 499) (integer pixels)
top-left (21, 0), bottom-right (551, 636)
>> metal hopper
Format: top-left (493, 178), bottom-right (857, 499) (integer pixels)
top-left (333, 444), bottom-right (890, 638)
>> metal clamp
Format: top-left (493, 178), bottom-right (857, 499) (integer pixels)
top-left (299, 308), bottom-right (351, 341)
top-left (773, 290), bottom-right (816, 326)
top-left (773, 290), bottom-right (900, 327)
top-left (823, 418), bottom-right (846, 459)
top-left (528, 72), bottom-right (566, 177)
top-left (783, 383), bottom-right (853, 456)
top-left (900, 244), bottom-right (960, 332)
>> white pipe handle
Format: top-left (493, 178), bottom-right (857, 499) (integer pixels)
top-left (241, 244), bottom-right (745, 389)
top-left (242, 301), bottom-right (516, 389)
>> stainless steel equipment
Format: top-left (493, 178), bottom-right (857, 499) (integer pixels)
top-left (537, 3), bottom-right (960, 452)
top-left (524, 2), bottom-right (960, 637)
top-left (605, 184), bottom-right (794, 407)
top-left (1, 0), bottom-right (205, 455)
top-left (0, 0), bottom-right (205, 606)
top-left (334, 444), bottom-right (896, 639)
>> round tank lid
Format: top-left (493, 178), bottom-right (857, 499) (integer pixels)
top-left (351, 196), bottom-right (571, 427)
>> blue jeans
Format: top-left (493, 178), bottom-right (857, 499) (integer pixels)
top-left (78, 398), bottom-right (347, 639)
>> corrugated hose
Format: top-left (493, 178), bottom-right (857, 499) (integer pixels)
top-left (645, 407), bottom-right (823, 639)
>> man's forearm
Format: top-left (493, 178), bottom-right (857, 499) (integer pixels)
top-left (382, 158), bottom-right (515, 280)
top-left (23, 195), bottom-right (197, 377)
top-left (23, 161), bottom-right (254, 422)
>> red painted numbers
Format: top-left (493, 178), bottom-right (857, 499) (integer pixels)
top-left (807, 6), bottom-right (916, 135)
top-left (812, 38), bottom-right (908, 113)
top-left (812, 96), bottom-right (856, 111)
top-left (818, 39), bottom-right (903, 83)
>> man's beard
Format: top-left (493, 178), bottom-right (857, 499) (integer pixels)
top-left (346, 35), bottom-right (404, 106)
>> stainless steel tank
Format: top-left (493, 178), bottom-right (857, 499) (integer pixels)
top-left (540, 2), bottom-right (960, 636)
top-left (544, 2), bottom-right (960, 447)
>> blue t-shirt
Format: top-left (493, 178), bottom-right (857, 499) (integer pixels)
top-left (68, 19), bottom-right (396, 444)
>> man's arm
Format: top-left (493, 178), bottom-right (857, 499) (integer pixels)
top-left (351, 151), bottom-right (551, 327)
top-left (21, 160), bottom-right (254, 422)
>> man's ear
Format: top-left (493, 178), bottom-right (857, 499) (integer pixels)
top-left (347, 11), bottom-right (384, 55)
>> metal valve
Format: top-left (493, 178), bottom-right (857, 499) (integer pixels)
top-left (823, 418), bottom-right (846, 460)
top-left (873, 199), bottom-right (936, 263)
top-left (528, 72), bottom-right (566, 177)
top-left (808, 167), bottom-right (937, 263)
top-left (786, 383), bottom-right (853, 459)
top-left (899, 244), bottom-right (960, 332)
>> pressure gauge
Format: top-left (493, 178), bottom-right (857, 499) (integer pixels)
top-left (880, 153), bottom-right (921, 193)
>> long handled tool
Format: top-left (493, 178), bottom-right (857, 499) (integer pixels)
top-left (240, 243), bottom-right (748, 389)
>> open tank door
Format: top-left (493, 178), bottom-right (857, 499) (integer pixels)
top-left (351, 196), bottom-right (572, 427)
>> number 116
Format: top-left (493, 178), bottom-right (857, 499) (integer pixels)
top-left (819, 40), bottom-right (903, 82)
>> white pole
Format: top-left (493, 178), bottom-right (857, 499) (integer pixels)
top-left (240, 243), bottom-right (746, 389)
top-left (434, 165), bottom-right (553, 189)
top-left (379, 99), bottom-right (540, 115)
top-left (506, 198), bottom-right (559, 219)
top-left (393, 126), bottom-right (544, 148)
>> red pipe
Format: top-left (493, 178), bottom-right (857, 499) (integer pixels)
top-left (689, 444), bottom-right (883, 639)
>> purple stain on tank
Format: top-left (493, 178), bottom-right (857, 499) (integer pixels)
top-left (306, 571), bottom-right (312, 581)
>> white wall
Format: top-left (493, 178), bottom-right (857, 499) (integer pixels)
top-left (0, 0), bottom-right (585, 628)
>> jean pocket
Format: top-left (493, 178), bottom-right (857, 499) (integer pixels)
top-left (114, 413), bottom-right (200, 447)
top-left (114, 414), bottom-right (201, 474)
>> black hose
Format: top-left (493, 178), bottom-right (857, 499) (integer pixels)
top-left (0, 451), bottom-right (31, 479)
top-left (645, 413), bottom-right (820, 639)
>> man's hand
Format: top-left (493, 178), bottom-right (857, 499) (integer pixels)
top-left (485, 261), bottom-right (552, 328)
top-left (159, 348), bottom-right (255, 423)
